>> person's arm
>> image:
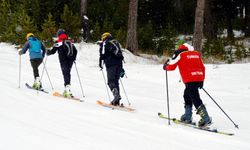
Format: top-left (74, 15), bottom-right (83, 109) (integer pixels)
top-left (163, 50), bottom-right (183, 71)
top-left (19, 41), bottom-right (30, 55)
top-left (72, 45), bottom-right (78, 61)
top-left (99, 43), bottom-right (105, 69)
top-left (47, 43), bottom-right (59, 55)
top-left (41, 43), bottom-right (46, 57)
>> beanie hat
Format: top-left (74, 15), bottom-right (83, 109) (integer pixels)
top-left (178, 43), bottom-right (194, 51)
top-left (57, 29), bottom-right (66, 37)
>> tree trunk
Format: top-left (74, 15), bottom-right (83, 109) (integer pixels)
top-left (126, 0), bottom-right (138, 53)
top-left (193, 0), bottom-right (205, 52)
top-left (81, 0), bottom-right (88, 16)
top-left (225, 0), bottom-right (234, 39)
top-left (175, 0), bottom-right (182, 12)
top-left (204, 0), bottom-right (216, 40)
top-left (245, 0), bottom-right (250, 37)
top-left (80, 0), bottom-right (90, 42)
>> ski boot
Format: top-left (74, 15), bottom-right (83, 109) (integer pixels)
top-left (32, 77), bottom-right (42, 90)
top-left (110, 88), bottom-right (121, 106)
top-left (63, 84), bottom-right (73, 98)
top-left (180, 105), bottom-right (193, 124)
top-left (197, 104), bottom-right (212, 127)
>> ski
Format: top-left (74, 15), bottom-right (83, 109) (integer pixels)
top-left (158, 113), bottom-right (234, 136)
top-left (96, 100), bottom-right (135, 112)
top-left (53, 91), bottom-right (84, 102)
top-left (25, 83), bottom-right (49, 94)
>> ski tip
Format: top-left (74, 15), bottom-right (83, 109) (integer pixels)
top-left (158, 112), bottom-right (162, 116)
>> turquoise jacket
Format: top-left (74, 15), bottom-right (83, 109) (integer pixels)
top-left (20, 37), bottom-right (46, 60)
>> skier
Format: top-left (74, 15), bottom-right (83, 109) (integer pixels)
top-left (99, 32), bottom-right (125, 106)
top-left (81, 15), bottom-right (90, 42)
top-left (47, 29), bottom-right (78, 98)
top-left (19, 33), bottom-right (46, 90)
top-left (163, 43), bottom-right (212, 127)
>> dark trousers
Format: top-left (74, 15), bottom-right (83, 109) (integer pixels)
top-left (30, 58), bottom-right (43, 79)
top-left (106, 64), bottom-right (122, 92)
top-left (60, 60), bottom-right (74, 86)
top-left (183, 82), bottom-right (203, 109)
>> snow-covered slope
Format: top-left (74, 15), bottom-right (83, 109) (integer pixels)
top-left (0, 42), bottom-right (250, 150)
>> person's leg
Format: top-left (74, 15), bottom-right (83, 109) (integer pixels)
top-left (30, 58), bottom-right (43, 89)
top-left (107, 65), bottom-right (121, 105)
top-left (30, 58), bottom-right (43, 79)
top-left (186, 82), bottom-right (202, 109)
top-left (180, 84), bottom-right (193, 123)
top-left (60, 61), bottom-right (71, 86)
top-left (187, 82), bottom-right (211, 127)
top-left (107, 66), bottom-right (117, 91)
top-left (61, 61), bottom-right (73, 97)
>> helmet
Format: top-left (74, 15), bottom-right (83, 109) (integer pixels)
top-left (57, 29), bottom-right (65, 37)
top-left (26, 33), bottom-right (34, 40)
top-left (101, 32), bottom-right (112, 41)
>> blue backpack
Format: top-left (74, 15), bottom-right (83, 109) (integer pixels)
top-left (29, 38), bottom-right (42, 53)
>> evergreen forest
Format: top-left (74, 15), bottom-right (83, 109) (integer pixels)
top-left (0, 0), bottom-right (249, 63)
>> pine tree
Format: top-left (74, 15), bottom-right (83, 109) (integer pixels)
top-left (60, 4), bottom-right (80, 39)
top-left (0, 0), bottom-right (12, 42)
top-left (41, 13), bottom-right (57, 47)
top-left (15, 8), bottom-right (37, 44)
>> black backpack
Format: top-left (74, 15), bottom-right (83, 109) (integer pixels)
top-left (109, 40), bottom-right (123, 59)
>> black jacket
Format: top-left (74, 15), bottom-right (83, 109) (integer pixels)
top-left (48, 40), bottom-right (77, 64)
top-left (99, 39), bottom-right (123, 68)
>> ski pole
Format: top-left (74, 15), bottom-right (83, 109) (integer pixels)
top-left (101, 69), bottom-right (111, 102)
top-left (40, 55), bottom-right (48, 81)
top-left (119, 78), bottom-right (131, 105)
top-left (202, 88), bottom-right (239, 128)
top-left (165, 70), bottom-right (171, 125)
top-left (42, 59), bottom-right (54, 90)
top-left (74, 61), bottom-right (85, 98)
top-left (18, 55), bottom-right (21, 88)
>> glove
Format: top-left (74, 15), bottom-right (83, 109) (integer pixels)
top-left (163, 59), bottom-right (170, 70)
top-left (120, 68), bottom-right (125, 78)
top-left (198, 82), bottom-right (204, 89)
top-left (18, 50), bottom-right (23, 55)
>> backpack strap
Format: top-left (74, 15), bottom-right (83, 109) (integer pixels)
top-left (63, 40), bottom-right (74, 56)
top-left (109, 40), bottom-right (124, 58)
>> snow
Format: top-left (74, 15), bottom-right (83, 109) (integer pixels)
top-left (0, 42), bottom-right (250, 150)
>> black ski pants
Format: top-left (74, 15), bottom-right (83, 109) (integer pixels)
top-left (183, 82), bottom-right (204, 109)
top-left (106, 64), bottom-right (122, 92)
top-left (30, 58), bottom-right (43, 79)
top-left (60, 60), bottom-right (74, 86)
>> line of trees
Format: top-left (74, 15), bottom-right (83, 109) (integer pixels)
top-left (0, 0), bottom-right (249, 62)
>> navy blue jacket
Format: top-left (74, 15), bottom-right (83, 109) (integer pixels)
top-left (47, 40), bottom-right (77, 64)
top-left (99, 39), bottom-right (123, 68)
